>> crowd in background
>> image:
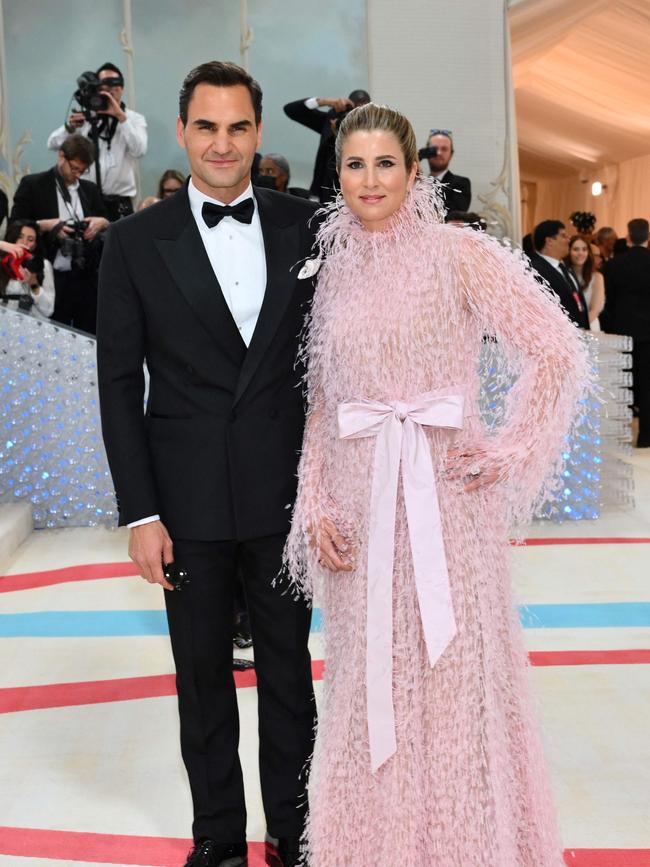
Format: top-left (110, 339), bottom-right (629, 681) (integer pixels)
top-left (0, 60), bottom-right (648, 448)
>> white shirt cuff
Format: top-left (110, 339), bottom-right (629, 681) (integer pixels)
top-left (304, 97), bottom-right (320, 110)
top-left (127, 514), bottom-right (160, 528)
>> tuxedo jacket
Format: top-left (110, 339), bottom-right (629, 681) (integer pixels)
top-left (602, 245), bottom-right (650, 341)
top-left (96, 184), bottom-right (319, 541)
top-left (10, 168), bottom-right (106, 261)
top-left (435, 170), bottom-right (472, 213)
top-left (283, 99), bottom-right (337, 202)
top-left (528, 252), bottom-right (590, 330)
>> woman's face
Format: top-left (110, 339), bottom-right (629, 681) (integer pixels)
top-left (17, 226), bottom-right (37, 251)
top-left (161, 177), bottom-right (183, 197)
top-left (569, 238), bottom-right (589, 268)
top-left (339, 130), bottom-right (417, 232)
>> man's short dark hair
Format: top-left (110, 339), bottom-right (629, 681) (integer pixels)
top-left (96, 62), bottom-right (124, 84)
top-left (178, 61), bottom-right (263, 126)
top-left (533, 220), bottom-right (565, 252)
top-left (60, 134), bottom-right (95, 167)
top-left (628, 218), bottom-right (649, 246)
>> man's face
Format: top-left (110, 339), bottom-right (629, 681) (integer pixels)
top-left (98, 69), bottom-right (124, 104)
top-left (259, 157), bottom-right (287, 192)
top-left (176, 83), bottom-right (262, 203)
top-left (427, 134), bottom-right (453, 173)
top-left (57, 151), bottom-right (88, 185)
top-left (545, 227), bottom-right (569, 259)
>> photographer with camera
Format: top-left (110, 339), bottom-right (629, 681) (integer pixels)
top-left (47, 63), bottom-right (147, 222)
top-left (283, 89), bottom-right (370, 202)
top-left (1, 220), bottom-right (54, 320)
top-left (420, 128), bottom-right (471, 213)
top-left (10, 134), bottom-right (108, 333)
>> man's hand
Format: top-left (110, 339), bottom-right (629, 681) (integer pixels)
top-left (309, 516), bottom-right (353, 573)
top-left (128, 520), bottom-right (175, 590)
top-left (68, 111), bottom-right (86, 129)
top-left (98, 91), bottom-right (127, 123)
top-left (317, 97), bottom-right (353, 114)
top-left (83, 216), bottom-right (109, 241)
top-left (25, 269), bottom-right (40, 289)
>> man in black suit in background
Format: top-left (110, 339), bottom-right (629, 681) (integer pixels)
top-left (529, 220), bottom-right (590, 330)
top-left (602, 218), bottom-right (650, 447)
top-left (10, 134), bottom-right (108, 333)
top-left (97, 62), bottom-right (319, 867)
top-left (424, 129), bottom-right (472, 213)
top-left (283, 89), bottom-right (370, 202)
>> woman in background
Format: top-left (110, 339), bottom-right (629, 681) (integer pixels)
top-left (566, 234), bottom-right (604, 330)
top-left (157, 168), bottom-right (185, 199)
top-left (1, 220), bottom-right (54, 320)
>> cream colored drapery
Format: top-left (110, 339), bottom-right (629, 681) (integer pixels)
top-left (510, 0), bottom-right (650, 235)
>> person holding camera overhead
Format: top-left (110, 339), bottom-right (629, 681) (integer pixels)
top-left (10, 134), bottom-right (109, 333)
top-left (0, 220), bottom-right (55, 320)
top-left (283, 89), bottom-right (370, 202)
top-left (47, 63), bottom-right (148, 222)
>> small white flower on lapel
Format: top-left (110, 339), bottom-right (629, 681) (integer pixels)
top-left (297, 257), bottom-right (322, 280)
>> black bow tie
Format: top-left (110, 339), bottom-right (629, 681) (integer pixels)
top-left (202, 198), bottom-right (255, 229)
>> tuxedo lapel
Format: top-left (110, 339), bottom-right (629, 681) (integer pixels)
top-left (233, 189), bottom-right (301, 405)
top-left (154, 191), bottom-right (246, 364)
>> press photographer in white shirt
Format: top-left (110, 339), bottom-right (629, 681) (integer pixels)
top-left (47, 62), bottom-right (147, 222)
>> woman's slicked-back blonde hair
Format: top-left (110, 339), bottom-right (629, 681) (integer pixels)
top-left (335, 103), bottom-right (418, 171)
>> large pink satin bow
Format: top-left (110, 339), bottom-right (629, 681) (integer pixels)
top-left (337, 390), bottom-right (465, 772)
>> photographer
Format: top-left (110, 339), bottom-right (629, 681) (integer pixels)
top-left (283, 89), bottom-right (370, 202)
top-left (1, 220), bottom-right (54, 320)
top-left (10, 134), bottom-right (108, 333)
top-left (47, 63), bottom-right (147, 221)
top-left (421, 129), bottom-right (471, 213)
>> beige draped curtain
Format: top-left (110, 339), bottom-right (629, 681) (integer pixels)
top-left (510, 0), bottom-right (650, 235)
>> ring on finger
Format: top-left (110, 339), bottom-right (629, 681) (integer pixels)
top-left (468, 463), bottom-right (481, 477)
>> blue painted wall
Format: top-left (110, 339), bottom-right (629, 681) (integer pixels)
top-left (3, 0), bottom-right (368, 198)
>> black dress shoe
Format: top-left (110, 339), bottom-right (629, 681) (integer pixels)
top-left (232, 657), bottom-right (255, 672)
top-left (233, 629), bottom-right (253, 649)
top-left (265, 835), bottom-right (302, 867)
top-left (184, 838), bottom-right (247, 866)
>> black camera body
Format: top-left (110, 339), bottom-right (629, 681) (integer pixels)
top-left (74, 71), bottom-right (109, 117)
top-left (60, 219), bottom-right (90, 270)
top-left (418, 146), bottom-right (439, 161)
top-left (23, 252), bottom-right (45, 286)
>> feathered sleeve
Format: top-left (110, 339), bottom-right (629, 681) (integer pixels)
top-left (454, 228), bottom-right (594, 526)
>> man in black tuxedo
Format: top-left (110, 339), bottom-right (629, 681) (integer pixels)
top-left (424, 129), bottom-right (471, 213)
top-left (602, 218), bottom-right (650, 447)
top-left (10, 134), bottom-right (108, 333)
top-left (97, 62), bottom-right (319, 867)
top-left (529, 220), bottom-right (590, 330)
top-left (283, 89), bottom-right (370, 203)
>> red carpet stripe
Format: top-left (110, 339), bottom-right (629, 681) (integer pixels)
top-left (0, 828), bottom-right (646, 866)
top-left (0, 562), bottom-right (138, 592)
top-left (1, 653), bottom-right (645, 714)
top-left (0, 661), bottom-right (327, 714)
top-left (2, 537), bottom-right (649, 593)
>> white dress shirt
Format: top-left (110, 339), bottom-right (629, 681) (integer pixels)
top-left (47, 109), bottom-right (147, 198)
top-left (430, 168), bottom-right (449, 181)
top-left (128, 178), bottom-right (267, 530)
top-left (187, 178), bottom-right (267, 347)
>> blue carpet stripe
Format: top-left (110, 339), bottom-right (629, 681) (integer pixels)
top-left (1, 603), bottom-right (650, 637)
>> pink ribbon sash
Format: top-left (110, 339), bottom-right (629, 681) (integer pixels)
top-left (337, 390), bottom-right (465, 772)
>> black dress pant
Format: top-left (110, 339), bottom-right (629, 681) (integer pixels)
top-left (164, 534), bottom-right (314, 843)
top-left (633, 339), bottom-right (650, 446)
top-left (52, 268), bottom-right (98, 335)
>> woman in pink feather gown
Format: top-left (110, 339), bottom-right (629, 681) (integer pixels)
top-left (285, 104), bottom-right (589, 867)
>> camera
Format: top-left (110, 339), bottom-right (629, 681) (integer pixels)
top-left (73, 71), bottom-right (109, 117)
top-left (418, 146), bottom-right (439, 161)
top-left (23, 252), bottom-right (44, 286)
top-left (60, 219), bottom-right (90, 270)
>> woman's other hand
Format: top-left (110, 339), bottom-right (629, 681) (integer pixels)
top-left (309, 517), bottom-right (354, 572)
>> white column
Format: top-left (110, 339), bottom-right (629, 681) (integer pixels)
top-left (366, 0), bottom-right (521, 240)
top-left (0, 0), bottom-right (13, 202)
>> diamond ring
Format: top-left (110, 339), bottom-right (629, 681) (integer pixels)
top-left (468, 464), bottom-right (481, 477)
